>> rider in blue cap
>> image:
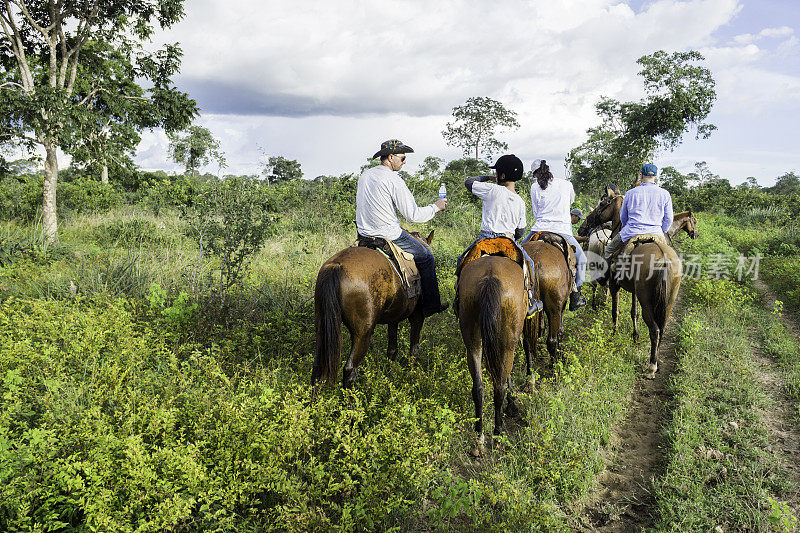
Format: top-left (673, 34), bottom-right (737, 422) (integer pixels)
top-left (598, 164), bottom-right (673, 285)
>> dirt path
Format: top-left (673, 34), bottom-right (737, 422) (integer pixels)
top-left (573, 296), bottom-right (684, 532)
top-left (750, 280), bottom-right (800, 512)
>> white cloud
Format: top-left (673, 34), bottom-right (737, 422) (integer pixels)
top-left (131, 0), bottom-right (798, 185)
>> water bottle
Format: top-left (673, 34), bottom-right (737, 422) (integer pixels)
top-left (438, 183), bottom-right (447, 200)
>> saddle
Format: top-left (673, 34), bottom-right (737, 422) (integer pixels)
top-left (354, 235), bottom-right (421, 299)
top-left (621, 233), bottom-right (669, 257)
top-left (526, 231), bottom-right (578, 283)
top-left (610, 233), bottom-right (670, 279)
top-left (456, 236), bottom-right (534, 296)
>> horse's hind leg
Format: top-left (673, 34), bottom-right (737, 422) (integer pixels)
top-left (545, 307), bottom-right (561, 362)
top-left (342, 326), bottom-right (374, 388)
top-left (466, 341), bottom-right (485, 457)
top-left (630, 291), bottom-right (639, 342)
top-left (640, 305), bottom-right (661, 379)
top-left (610, 286), bottom-right (620, 334)
top-left (504, 376), bottom-right (521, 419)
top-left (522, 317), bottom-right (537, 390)
top-left (386, 322), bottom-right (398, 361)
top-left (408, 311), bottom-right (424, 361)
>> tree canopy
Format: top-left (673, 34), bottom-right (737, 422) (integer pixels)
top-left (568, 51), bottom-right (716, 194)
top-left (0, 0), bottom-right (197, 241)
top-left (168, 125), bottom-right (225, 176)
top-left (442, 96), bottom-right (519, 161)
top-left (263, 156), bottom-right (302, 184)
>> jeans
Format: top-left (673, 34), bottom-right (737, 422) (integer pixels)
top-left (393, 230), bottom-right (441, 309)
top-left (522, 231), bottom-right (586, 288)
top-left (603, 233), bottom-right (625, 262)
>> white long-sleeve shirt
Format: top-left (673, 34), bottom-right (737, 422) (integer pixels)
top-left (355, 164), bottom-right (438, 240)
top-left (471, 180), bottom-right (527, 236)
top-left (530, 177), bottom-right (575, 235)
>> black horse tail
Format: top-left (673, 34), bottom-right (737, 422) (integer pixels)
top-left (312, 264), bottom-right (343, 386)
top-left (653, 260), bottom-right (669, 333)
top-left (479, 276), bottom-right (504, 385)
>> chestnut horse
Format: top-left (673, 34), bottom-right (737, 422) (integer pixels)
top-left (580, 212), bottom-right (698, 309)
top-left (311, 231), bottom-right (434, 388)
top-left (579, 196), bottom-right (683, 379)
top-left (458, 254), bottom-right (527, 456)
top-left (520, 237), bottom-right (574, 382)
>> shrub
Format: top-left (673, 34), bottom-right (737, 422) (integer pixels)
top-left (58, 178), bottom-right (121, 216)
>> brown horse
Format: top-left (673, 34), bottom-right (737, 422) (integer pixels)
top-left (458, 254), bottom-right (527, 456)
top-left (311, 231), bottom-right (433, 388)
top-left (520, 237), bottom-right (574, 382)
top-left (580, 211), bottom-right (698, 309)
top-left (580, 196), bottom-right (683, 379)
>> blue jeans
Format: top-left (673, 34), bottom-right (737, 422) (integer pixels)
top-left (521, 230), bottom-right (586, 288)
top-left (393, 231), bottom-right (441, 309)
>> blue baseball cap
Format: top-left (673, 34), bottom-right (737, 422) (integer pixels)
top-left (641, 164), bottom-right (658, 177)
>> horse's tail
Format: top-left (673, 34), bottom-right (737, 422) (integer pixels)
top-left (312, 264), bottom-right (343, 386)
top-left (479, 276), bottom-right (504, 385)
top-left (653, 260), bottom-right (669, 332)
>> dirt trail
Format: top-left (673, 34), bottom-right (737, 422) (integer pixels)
top-left (750, 280), bottom-right (800, 512)
top-left (573, 297), bottom-right (683, 532)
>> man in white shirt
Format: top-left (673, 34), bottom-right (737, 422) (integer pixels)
top-left (356, 139), bottom-right (449, 317)
top-left (526, 159), bottom-right (587, 311)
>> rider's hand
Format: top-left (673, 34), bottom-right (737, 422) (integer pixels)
top-left (434, 198), bottom-right (447, 211)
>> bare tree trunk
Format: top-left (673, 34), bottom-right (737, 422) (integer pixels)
top-left (101, 163), bottom-right (108, 184)
top-left (42, 139), bottom-right (59, 244)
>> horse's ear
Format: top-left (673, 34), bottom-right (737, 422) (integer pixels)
top-left (426, 230), bottom-right (435, 244)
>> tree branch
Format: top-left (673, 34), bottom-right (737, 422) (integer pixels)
top-left (1, 5), bottom-right (35, 91)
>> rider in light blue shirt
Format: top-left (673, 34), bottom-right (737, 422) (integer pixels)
top-left (599, 164), bottom-right (673, 285)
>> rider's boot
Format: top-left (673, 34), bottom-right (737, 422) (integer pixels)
top-left (569, 290), bottom-right (587, 311)
top-left (527, 288), bottom-right (544, 317)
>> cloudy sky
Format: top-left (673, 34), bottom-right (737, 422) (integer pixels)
top-left (135, 0), bottom-right (799, 186)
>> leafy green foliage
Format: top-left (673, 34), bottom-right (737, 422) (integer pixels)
top-left (442, 97), bottom-right (520, 161)
top-left (568, 51), bottom-right (716, 193)
top-left (179, 176), bottom-right (275, 302)
top-left (0, 0), bottom-right (197, 241)
top-left (168, 125), bottom-right (226, 176)
top-left (263, 155), bottom-right (303, 183)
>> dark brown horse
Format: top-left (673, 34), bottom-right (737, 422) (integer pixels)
top-left (311, 231), bottom-right (433, 388)
top-left (579, 196), bottom-right (683, 379)
top-left (520, 237), bottom-right (574, 383)
top-left (458, 254), bottom-right (527, 456)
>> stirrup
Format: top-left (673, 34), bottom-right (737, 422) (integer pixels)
top-left (527, 298), bottom-right (544, 317)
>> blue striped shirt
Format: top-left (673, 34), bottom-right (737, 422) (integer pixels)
top-left (619, 182), bottom-right (673, 242)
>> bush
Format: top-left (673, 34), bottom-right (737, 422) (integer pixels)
top-left (58, 178), bottom-right (121, 216)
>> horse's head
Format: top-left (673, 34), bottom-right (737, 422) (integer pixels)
top-left (686, 211), bottom-right (699, 239)
top-left (579, 195), bottom-right (621, 236)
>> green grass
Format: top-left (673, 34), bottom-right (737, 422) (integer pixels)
top-left (3, 198), bottom-right (800, 531)
top-left (653, 278), bottom-right (798, 531)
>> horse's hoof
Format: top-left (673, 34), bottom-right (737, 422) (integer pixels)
top-left (644, 364), bottom-right (658, 380)
top-left (470, 435), bottom-right (485, 458)
top-left (632, 332), bottom-right (639, 343)
top-left (505, 402), bottom-right (520, 419)
top-left (523, 379), bottom-right (534, 393)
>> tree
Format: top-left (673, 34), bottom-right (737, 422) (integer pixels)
top-left (568, 51), bottom-right (716, 193)
top-left (415, 156), bottom-right (444, 182)
top-left (263, 156), bottom-right (302, 184)
top-left (168, 126), bottom-right (225, 176)
top-left (0, 1), bottom-right (197, 242)
top-left (767, 171), bottom-right (800, 196)
top-left (659, 166), bottom-right (689, 198)
top-left (442, 96), bottom-right (520, 160)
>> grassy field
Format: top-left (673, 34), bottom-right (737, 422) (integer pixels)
top-left (1, 182), bottom-right (800, 531)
